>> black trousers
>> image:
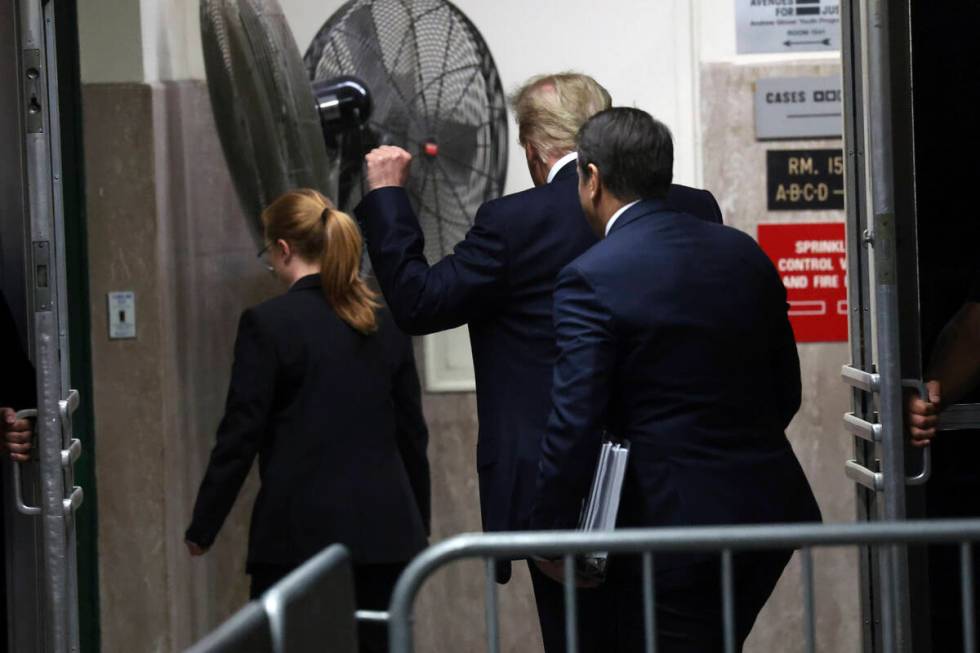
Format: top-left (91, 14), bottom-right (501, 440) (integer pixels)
top-left (529, 550), bottom-right (791, 653)
top-left (249, 561), bottom-right (405, 653)
top-left (528, 560), bottom-right (609, 652)
top-left (925, 431), bottom-right (980, 651)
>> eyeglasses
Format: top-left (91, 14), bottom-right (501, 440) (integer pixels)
top-left (257, 241), bottom-right (275, 273)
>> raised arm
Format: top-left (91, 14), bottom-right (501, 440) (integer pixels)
top-left (355, 146), bottom-right (507, 335)
top-left (531, 264), bottom-right (616, 530)
top-left (185, 309), bottom-right (276, 550)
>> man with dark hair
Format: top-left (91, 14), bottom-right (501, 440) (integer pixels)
top-left (357, 76), bottom-right (724, 651)
top-left (531, 107), bottom-right (821, 651)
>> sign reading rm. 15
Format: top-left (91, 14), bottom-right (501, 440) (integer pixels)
top-left (767, 149), bottom-right (844, 211)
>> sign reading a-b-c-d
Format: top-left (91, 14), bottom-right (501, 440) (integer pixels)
top-left (758, 222), bottom-right (847, 343)
top-left (737, 0), bottom-right (841, 54)
top-left (768, 149), bottom-right (844, 211)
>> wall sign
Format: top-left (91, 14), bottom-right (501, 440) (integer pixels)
top-left (767, 148), bottom-right (844, 211)
top-left (736, 0), bottom-right (841, 55)
top-left (755, 76), bottom-right (843, 140)
top-left (758, 222), bottom-right (847, 343)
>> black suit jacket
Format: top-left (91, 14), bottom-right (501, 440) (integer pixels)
top-left (355, 161), bottom-right (722, 541)
top-left (186, 275), bottom-right (430, 567)
top-left (531, 200), bottom-right (821, 568)
top-left (0, 290), bottom-right (35, 410)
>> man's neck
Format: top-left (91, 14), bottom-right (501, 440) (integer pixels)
top-left (600, 198), bottom-right (641, 237)
top-left (546, 151), bottom-right (578, 184)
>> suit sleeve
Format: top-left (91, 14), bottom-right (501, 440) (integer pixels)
top-left (391, 332), bottom-right (431, 533)
top-left (531, 265), bottom-right (616, 530)
top-left (355, 187), bottom-right (507, 335)
top-left (186, 309), bottom-right (276, 547)
top-left (768, 263), bottom-right (802, 428)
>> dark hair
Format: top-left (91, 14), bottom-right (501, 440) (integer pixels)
top-left (576, 107), bottom-right (673, 200)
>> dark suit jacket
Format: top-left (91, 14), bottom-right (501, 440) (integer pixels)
top-left (531, 200), bottom-right (821, 564)
top-left (186, 275), bottom-right (430, 567)
top-left (0, 290), bottom-right (35, 410)
top-left (355, 161), bottom-right (722, 541)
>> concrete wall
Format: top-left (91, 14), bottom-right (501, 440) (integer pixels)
top-left (76, 0), bottom-right (861, 651)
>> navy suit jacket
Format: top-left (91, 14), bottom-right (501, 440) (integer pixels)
top-left (355, 162), bottom-right (723, 544)
top-left (531, 200), bottom-right (821, 561)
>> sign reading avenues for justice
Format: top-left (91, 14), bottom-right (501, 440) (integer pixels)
top-left (758, 222), bottom-right (847, 343)
top-left (736, 0), bottom-right (841, 54)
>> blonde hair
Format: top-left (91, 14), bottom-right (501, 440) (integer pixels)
top-left (261, 189), bottom-right (380, 334)
top-left (509, 73), bottom-right (612, 161)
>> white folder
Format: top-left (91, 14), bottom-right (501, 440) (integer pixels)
top-left (576, 438), bottom-right (630, 580)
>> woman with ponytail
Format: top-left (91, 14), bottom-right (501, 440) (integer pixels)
top-left (185, 189), bottom-right (430, 652)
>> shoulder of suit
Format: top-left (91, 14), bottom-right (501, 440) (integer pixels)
top-left (478, 175), bottom-right (576, 218)
top-left (244, 289), bottom-right (318, 327)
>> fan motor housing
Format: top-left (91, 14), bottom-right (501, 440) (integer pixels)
top-left (313, 75), bottom-right (372, 130)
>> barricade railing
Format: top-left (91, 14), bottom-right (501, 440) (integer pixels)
top-left (185, 543), bottom-right (357, 653)
top-left (385, 520), bottom-right (980, 653)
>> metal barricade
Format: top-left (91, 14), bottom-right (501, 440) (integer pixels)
top-left (185, 601), bottom-right (274, 653)
top-left (186, 544), bottom-right (357, 653)
top-left (386, 520), bottom-right (980, 653)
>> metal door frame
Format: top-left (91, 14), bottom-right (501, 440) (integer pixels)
top-left (842, 0), bottom-right (931, 651)
top-left (1, 1), bottom-right (46, 650)
top-left (8, 0), bottom-right (85, 650)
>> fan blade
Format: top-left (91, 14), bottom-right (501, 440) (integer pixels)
top-left (304, 0), bottom-right (509, 258)
top-left (201, 0), bottom-right (333, 245)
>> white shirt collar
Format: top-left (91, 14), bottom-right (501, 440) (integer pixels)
top-left (546, 152), bottom-right (578, 184)
top-left (605, 200), bottom-right (642, 237)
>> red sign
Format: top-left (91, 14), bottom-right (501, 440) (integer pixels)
top-left (757, 223), bottom-right (847, 343)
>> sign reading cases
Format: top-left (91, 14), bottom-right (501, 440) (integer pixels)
top-left (736, 0), bottom-right (841, 54)
top-left (755, 76), bottom-right (843, 140)
top-left (758, 223), bottom-right (847, 343)
top-left (767, 149), bottom-right (844, 211)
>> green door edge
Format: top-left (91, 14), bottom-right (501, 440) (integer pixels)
top-left (56, 1), bottom-right (101, 650)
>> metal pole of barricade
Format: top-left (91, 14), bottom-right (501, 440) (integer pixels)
top-left (721, 549), bottom-right (735, 653)
top-left (563, 555), bottom-right (578, 653)
top-left (484, 558), bottom-right (500, 653)
top-left (387, 521), bottom-right (980, 653)
top-left (963, 543), bottom-right (977, 653)
top-left (642, 552), bottom-right (656, 653)
top-left (801, 547), bottom-right (817, 653)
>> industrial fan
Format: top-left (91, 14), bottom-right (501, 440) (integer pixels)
top-left (200, 0), bottom-right (509, 263)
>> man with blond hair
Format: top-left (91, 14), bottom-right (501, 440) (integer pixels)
top-left (356, 73), bottom-right (722, 651)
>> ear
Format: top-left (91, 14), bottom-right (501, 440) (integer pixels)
top-left (523, 141), bottom-right (536, 162)
top-left (276, 238), bottom-right (292, 263)
top-left (586, 163), bottom-right (601, 201)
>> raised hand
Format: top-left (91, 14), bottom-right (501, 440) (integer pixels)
top-left (365, 145), bottom-right (413, 191)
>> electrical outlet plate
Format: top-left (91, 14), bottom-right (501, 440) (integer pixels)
top-left (107, 291), bottom-right (136, 339)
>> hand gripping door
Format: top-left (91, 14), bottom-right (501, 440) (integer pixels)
top-left (13, 0), bottom-right (84, 650)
